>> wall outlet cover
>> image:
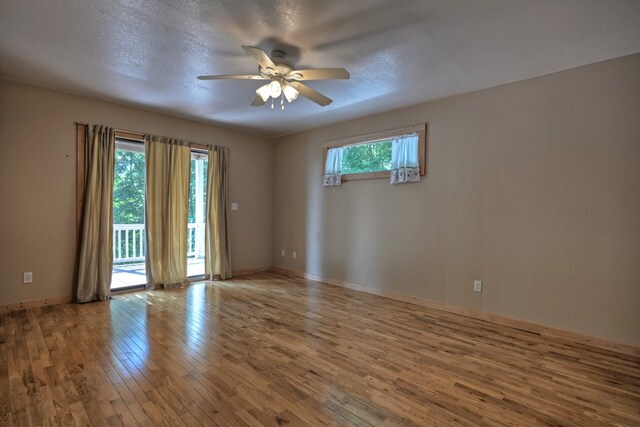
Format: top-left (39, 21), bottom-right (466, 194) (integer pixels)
top-left (23, 272), bottom-right (33, 284)
top-left (474, 280), bottom-right (482, 292)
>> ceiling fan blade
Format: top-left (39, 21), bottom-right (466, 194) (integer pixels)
top-left (287, 68), bottom-right (350, 81)
top-left (197, 74), bottom-right (266, 80)
top-left (250, 94), bottom-right (266, 107)
top-left (241, 46), bottom-right (277, 73)
top-left (286, 82), bottom-right (333, 106)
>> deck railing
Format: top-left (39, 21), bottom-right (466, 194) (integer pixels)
top-left (113, 223), bottom-right (205, 264)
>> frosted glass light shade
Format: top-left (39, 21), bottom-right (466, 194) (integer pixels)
top-left (256, 84), bottom-right (271, 102)
top-left (268, 80), bottom-right (282, 98)
top-left (283, 85), bottom-right (299, 102)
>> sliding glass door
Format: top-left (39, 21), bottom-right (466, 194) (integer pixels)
top-left (110, 141), bottom-right (207, 289)
top-left (187, 151), bottom-right (207, 277)
top-left (111, 139), bottom-right (146, 289)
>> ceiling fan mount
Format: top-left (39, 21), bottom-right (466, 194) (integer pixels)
top-left (258, 50), bottom-right (295, 78)
top-left (270, 49), bottom-right (287, 59)
top-left (198, 46), bottom-right (350, 108)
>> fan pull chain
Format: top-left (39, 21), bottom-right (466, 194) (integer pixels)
top-left (281, 93), bottom-right (285, 110)
top-left (271, 98), bottom-right (274, 110)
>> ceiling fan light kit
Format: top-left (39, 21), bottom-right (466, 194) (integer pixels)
top-left (197, 45), bottom-right (349, 110)
top-left (255, 80), bottom-right (300, 110)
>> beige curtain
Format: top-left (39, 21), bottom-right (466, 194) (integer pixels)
top-left (145, 135), bottom-right (191, 290)
top-left (77, 125), bottom-right (115, 302)
top-left (205, 146), bottom-right (232, 280)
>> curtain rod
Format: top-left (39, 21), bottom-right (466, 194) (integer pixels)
top-left (75, 122), bottom-right (211, 150)
top-left (76, 122), bottom-right (145, 139)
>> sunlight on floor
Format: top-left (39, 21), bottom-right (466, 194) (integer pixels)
top-left (111, 257), bottom-right (205, 289)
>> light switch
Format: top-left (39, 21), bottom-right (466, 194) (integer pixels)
top-left (231, 202), bottom-right (238, 210)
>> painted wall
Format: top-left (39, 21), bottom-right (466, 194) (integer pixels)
top-left (0, 79), bottom-right (273, 305)
top-left (271, 54), bottom-right (640, 345)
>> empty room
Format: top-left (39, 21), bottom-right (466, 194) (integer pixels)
top-left (1, 0), bottom-right (639, 425)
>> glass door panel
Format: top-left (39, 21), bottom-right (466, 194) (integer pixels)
top-left (188, 151), bottom-right (207, 277)
top-left (111, 140), bottom-right (146, 289)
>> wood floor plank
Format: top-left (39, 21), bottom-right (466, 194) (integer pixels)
top-left (1, 272), bottom-right (639, 426)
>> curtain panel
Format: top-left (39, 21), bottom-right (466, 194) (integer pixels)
top-left (323, 147), bottom-right (343, 186)
top-left (205, 146), bottom-right (232, 280)
top-left (144, 135), bottom-right (191, 290)
top-left (76, 125), bottom-right (115, 302)
top-left (390, 134), bottom-right (421, 184)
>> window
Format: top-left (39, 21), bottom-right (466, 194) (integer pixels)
top-left (342, 139), bottom-right (392, 174)
top-left (323, 123), bottom-right (427, 183)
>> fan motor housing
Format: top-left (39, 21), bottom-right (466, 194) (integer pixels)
top-left (260, 49), bottom-right (294, 77)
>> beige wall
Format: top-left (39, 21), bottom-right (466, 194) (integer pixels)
top-left (0, 79), bottom-right (273, 305)
top-left (271, 54), bottom-right (640, 346)
top-left (2, 54), bottom-right (639, 346)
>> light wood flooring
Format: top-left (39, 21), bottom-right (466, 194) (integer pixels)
top-left (1, 272), bottom-right (639, 426)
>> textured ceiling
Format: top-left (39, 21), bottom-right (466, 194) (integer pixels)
top-left (1, 0), bottom-right (639, 138)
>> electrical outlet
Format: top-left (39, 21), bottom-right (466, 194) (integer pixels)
top-left (474, 280), bottom-right (482, 293)
top-left (292, 251), bottom-right (297, 259)
top-left (23, 272), bottom-right (33, 284)
top-left (281, 249), bottom-right (285, 257)
top-left (231, 202), bottom-right (239, 211)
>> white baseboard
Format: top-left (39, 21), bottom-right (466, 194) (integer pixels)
top-left (270, 265), bottom-right (640, 358)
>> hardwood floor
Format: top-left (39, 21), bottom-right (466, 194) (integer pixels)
top-left (1, 272), bottom-right (639, 426)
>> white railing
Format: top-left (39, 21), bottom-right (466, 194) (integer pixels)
top-left (113, 223), bottom-right (205, 264)
top-left (187, 223), bottom-right (206, 259)
top-left (113, 224), bottom-right (145, 263)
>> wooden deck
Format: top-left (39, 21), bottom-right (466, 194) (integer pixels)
top-left (111, 258), bottom-right (206, 290)
top-left (1, 272), bottom-right (639, 426)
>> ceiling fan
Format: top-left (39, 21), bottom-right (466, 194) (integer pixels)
top-left (197, 46), bottom-right (350, 109)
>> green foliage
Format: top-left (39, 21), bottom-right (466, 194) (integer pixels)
top-left (113, 151), bottom-right (209, 225)
top-left (112, 150), bottom-right (209, 262)
top-left (188, 159), bottom-right (208, 223)
top-left (113, 150), bottom-right (145, 224)
top-left (341, 140), bottom-right (392, 174)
